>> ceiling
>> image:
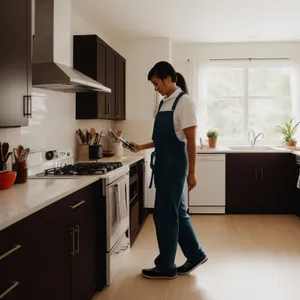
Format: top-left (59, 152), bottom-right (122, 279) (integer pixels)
top-left (72, 0), bottom-right (300, 43)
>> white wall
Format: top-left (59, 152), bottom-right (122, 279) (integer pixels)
top-left (0, 1), bottom-right (113, 154)
top-left (113, 38), bottom-right (172, 144)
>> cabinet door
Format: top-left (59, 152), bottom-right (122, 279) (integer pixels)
top-left (226, 154), bottom-right (262, 213)
top-left (105, 48), bottom-right (116, 119)
top-left (25, 198), bottom-right (73, 300)
top-left (71, 184), bottom-right (101, 300)
top-left (259, 154), bottom-right (295, 213)
top-left (96, 39), bottom-right (108, 119)
top-left (115, 56), bottom-right (126, 120)
top-left (0, 0), bottom-right (31, 127)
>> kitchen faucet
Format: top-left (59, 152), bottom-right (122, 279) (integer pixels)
top-left (248, 129), bottom-right (264, 147)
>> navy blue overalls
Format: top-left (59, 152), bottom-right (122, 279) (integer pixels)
top-left (150, 91), bottom-right (204, 274)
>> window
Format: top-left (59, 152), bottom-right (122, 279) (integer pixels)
top-left (202, 67), bottom-right (293, 144)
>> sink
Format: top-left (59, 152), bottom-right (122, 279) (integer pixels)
top-left (229, 146), bottom-right (274, 151)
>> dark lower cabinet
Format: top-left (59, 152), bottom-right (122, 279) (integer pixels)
top-left (0, 181), bottom-right (105, 300)
top-left (0, 0), bottom-right (32, 128)
top-left (226, 153), bottom-right (295, 214)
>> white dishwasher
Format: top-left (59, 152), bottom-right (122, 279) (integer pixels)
top-left (189, 154), bottom-right (226, 214)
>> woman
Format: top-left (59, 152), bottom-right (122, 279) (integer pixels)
top-left (127, 61), bottom-right (207, 279)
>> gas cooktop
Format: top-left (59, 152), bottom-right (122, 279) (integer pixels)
top-left (34, 162), bottom-right (123, 177)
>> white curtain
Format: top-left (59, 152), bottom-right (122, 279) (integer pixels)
top-left (187, 59), bottom-right (209, 140)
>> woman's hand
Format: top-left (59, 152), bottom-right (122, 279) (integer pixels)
top-left (187, 172), bottom-right (197, 191)
top-left (122, 141), bottom-right (140, 152)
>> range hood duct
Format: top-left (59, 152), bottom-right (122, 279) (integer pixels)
top-left (32, 0), bottom-right (111, 93)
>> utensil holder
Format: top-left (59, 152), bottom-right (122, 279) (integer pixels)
top-left (77, 144), bottom-right (89, 161)
top-left (12, 160), bottom-right (28, 184)
top-left (88, 145), bottom-right (102, 160)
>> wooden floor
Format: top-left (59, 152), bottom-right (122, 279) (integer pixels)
top-left (94, 214), bottom-right (300, 300)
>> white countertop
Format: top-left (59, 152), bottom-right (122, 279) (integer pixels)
top-left (196, 146), bottom-right (297, 154)
top-left (0, 176), bottom-right (101, 231)
top-left (0, 155), bottom-right (146, 232)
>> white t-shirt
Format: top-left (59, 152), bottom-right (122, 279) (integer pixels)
top-left (158, 87), bottom-right (198, 143)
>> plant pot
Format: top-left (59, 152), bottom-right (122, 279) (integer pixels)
top-left (208, 137), bottom-right (217, 148)
top-left (285, 140), bottom-right (297, 148)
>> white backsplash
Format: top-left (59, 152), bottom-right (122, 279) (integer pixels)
top-left (0, 88), bottom-right (112, 153)
top-left (114, 120), bottom-right (154, 144)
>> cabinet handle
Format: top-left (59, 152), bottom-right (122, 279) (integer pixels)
top-left (105, 96), bottom-right (107, 115)
top-left (0, 281), bottom-right (19, 299)
top-left (255, 168), bottom-right (258, 180)
top-left (0, 245), bottom-right (21, 261)
top-left (75, 225), bottom-right (80, 254)
top-left (261, 168), bottom-right (264, 180)
top-left (116, 104), bottom-right (120, 117)
top-left (70, 228), bottom-right (75, 256)
top-left (107, 102), bottom-right (110, 116)
top-left (69, 200), bottom-right (86, 209)
top-left (23, 95), bottom-right (32, 117)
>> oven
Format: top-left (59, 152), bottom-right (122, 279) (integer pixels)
top-left (104, 170), bottom-right (130, 285)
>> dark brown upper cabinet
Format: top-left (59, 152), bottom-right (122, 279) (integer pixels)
top-left (73, 35), bottom-right (126, 120)
top-left (0, 0), bottom-right (32, 128)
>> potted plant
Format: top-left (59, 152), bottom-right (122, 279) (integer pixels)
top-left (206, 129), bottom-right (218, 148)
top-left (275, 118), bottom-right (300, 148)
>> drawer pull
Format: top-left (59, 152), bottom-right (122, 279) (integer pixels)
top-left (0, 281), bottom-right (19, 299)
top-left (0, 245), bottom-right (21, 261)
top-left (69, 200), bottom-right (86, 209)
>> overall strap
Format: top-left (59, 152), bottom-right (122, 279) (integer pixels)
top-left (149, 151), bottom-right (156, 188)
top-left (171, 91), bottom-right (185, 111)
top-left (157, 100), bottom-right (164, 112)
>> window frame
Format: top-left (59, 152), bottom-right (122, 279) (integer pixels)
top-left (201, 65), bottom-right (294, 146)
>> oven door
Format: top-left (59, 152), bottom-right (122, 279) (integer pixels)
top-left (106, 173), bottom-right (130, 252)
top-left (106, 232), bottom-right (129, 285)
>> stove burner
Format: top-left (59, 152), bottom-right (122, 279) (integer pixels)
top-left (37, 162), bottom-right (123, 177)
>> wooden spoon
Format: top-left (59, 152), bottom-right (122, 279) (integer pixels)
top-left (90, 127), bottom-right (96, 137)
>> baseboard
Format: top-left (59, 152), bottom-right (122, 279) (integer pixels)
top-left (189, 206), bottom-right (225, 214)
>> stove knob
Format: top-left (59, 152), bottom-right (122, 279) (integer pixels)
top-left (45, 151), bottom-right (54, 161)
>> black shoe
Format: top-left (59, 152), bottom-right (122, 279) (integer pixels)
top-left (177, 255), bottom-right (208, 275)
top-left (141, 267), bottom-right (177, 279)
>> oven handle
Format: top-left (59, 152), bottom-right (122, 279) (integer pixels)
top-left (106, 173), bottom-right (129, 188)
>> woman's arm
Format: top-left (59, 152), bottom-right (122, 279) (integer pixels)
top-left (123, 141), bottom-right (155, 152)
top-left (183, 126), bottom-right (197, 190)
top-left (139, 141), bottom-right (155, 150)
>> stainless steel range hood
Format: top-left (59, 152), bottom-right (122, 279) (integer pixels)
top-left (32, 0), bottom-right (111, 93)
